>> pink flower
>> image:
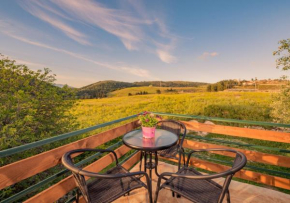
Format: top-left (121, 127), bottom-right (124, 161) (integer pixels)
top-left (146, 119), bottom-right (149, 122)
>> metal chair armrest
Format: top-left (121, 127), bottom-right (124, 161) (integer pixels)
top-left (186, 148), bottom-right (247, 175)
top-left (62, 148), bottom-right (119, 174)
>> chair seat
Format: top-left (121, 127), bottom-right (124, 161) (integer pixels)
top-left (87, 165), bottom-right (146, 203)
top-left (157, 144), bottom-right (179, 159)
top-left (162, 167), bottom-right (223, 203)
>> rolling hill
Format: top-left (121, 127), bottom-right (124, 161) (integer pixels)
top-left (134, 81), bottom-right (208, 87)
top-left (77, 80), bottom-right (208, 98)
top-left (108, 86), bottom-right (207, 97)
top-left (77, 80), bottom-right (135, 98)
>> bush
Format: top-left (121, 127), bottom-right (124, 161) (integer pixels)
top-left (0, 56), bottom-right (77, 151)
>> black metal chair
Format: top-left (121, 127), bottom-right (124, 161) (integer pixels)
top-left (62, 148), bottom-right (153, 203)
top-left (154, 148), bottom-right (247, 203)
top-left (157, 120), bottom-right (187, 169)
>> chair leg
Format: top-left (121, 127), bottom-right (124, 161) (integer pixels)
top-left (75, 189), bottom-right (80, 203)
top-left (154, 178), bottom-right (162, 203)
top-left (227, 190), bottom-right (231, 203)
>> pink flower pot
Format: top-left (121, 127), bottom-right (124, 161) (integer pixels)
top-left (142, 126), bottom-right (156, 139)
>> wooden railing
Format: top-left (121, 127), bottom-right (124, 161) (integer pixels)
top-left (0, 116), bottom-right (140, 203)
top-left (1, 112), bottom-right (290, 203)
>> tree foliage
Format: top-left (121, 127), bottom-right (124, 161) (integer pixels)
top-left (207, 80), bottom-right (238, 92)
top-left (271, 39), bottom-right (290, 123)
top-left (0, 55), bottom-right (77, 149)
top-left (273, 39), bottom-right (290, 71)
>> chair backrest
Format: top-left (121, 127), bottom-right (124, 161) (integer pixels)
top-left (157, 119), bottom-right (187, 146)
top-left (186, 148), bottom-right (247, 203)
top-left (62, 148), bottom-right (119, 203)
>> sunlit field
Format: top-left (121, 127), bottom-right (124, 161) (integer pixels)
top-left (72, 92), bottom-right (273, 129)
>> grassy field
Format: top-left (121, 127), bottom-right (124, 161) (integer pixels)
top-left (107, 86), bottom-right (207, 97)
top-left (73, 92), bottom-right (273, 129)
top-left (231, 84), bottom-right (283, 91)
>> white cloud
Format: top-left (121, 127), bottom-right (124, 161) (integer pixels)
top-left (156, 50), bottom-right (177, 64)
top-left (199, 52), bottom-right (219, 60)
top-left (20, 0), bottom-right (177, 63)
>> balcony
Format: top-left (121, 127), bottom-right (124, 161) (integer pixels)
top-left (1, 112), bottom-right (290, 203)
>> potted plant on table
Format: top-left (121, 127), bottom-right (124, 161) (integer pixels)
top-left (138, 112), bottom-right (160, 138)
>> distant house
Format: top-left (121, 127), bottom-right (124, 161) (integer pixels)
top-left (242, 82), bottom-right (254, 86)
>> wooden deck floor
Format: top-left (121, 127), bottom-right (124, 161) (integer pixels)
top-left (114, 161), bottom-right (290, 203)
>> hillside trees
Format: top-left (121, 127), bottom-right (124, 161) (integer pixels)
top-left (207, 80), bottom-right (238, 92)
top-left (271, 39), bottom-right (290, 123)
top-left (77, 80), bottom-right (135, 99)
top-left (0, 56), bottom-right (77, 150)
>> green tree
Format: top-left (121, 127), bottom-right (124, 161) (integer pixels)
top-left (156, 89), bottom-right (161, 94)
top-left (217, 83), bottom-right (224, 91)
top-left (0, 55), bottom-right (77, 150)
top-left (273, 39), bottom-right (290, 71)
top-left (271, 39), bottom-right (290, 123)
top-left (206, 85), bottom-right (211, 92)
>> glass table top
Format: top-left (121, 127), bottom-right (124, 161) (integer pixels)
top-left (122, 129), bottom-right (178, 151)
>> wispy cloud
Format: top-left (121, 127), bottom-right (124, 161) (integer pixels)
top-left (0, 21), bottom-right (153, 79)
top-left (20, 0), bottom-right (177, 63)
top-left (20, 1), bottom-right (91, 46)
top-left (199, 52), bottom-right (219, 60)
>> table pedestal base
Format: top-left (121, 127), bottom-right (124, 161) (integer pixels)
top-left (139, 151), bottom-right (160, 179)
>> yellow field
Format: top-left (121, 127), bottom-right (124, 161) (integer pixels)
top-left (108, 86), bottom-right (207, 97)
top-left (72, 92), bottom-right (273, 128)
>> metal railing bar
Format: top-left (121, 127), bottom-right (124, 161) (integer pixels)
top-left (64, 196), bottom-right (76, 203)
top-left (153, 112), bottom-right (290, 128)
top-left (0, 114), bottom-right (137, 158)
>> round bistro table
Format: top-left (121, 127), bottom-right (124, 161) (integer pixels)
top-left (122, 129), bottom-right (178, 179)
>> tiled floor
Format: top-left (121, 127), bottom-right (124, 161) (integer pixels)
top-left (114, 162), bottom-right (290, 203)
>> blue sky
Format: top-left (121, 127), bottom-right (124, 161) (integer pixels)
top-left (0, 0), bottom-right (289, 87)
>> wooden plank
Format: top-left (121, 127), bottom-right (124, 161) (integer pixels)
top-left (24, 145), bottom-right (131, 203)
top-left (181, 121), bottom-right (290, 143)
top-left (183, 139), bottom-right (290, 168)
top-left (164, 156), bottom-right (290, 190)
top-left (122, 151), bottom-right (141, 170)
top-left (0, 121), bottom-right (138, 190)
